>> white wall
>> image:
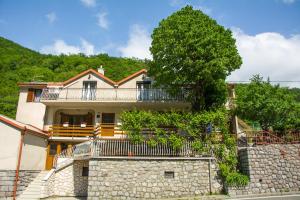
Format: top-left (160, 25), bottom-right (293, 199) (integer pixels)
top-left (65, 73), bottom-right (114, 89)
top-left (0, 121), bottom-right (20, 170)
top-left (16, 88), bottom-right (46, 129)
top-left (20, 133), bottom-right (47, 170)
top-left (118, 73), bottom-right (145, 88)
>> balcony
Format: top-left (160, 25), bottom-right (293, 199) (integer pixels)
top-left (48, 124), bottom-right (125, 138)
top-left (41, 88), bottom-right (186, 103)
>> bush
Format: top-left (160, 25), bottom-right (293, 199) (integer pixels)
top-left (121, 109), bottom-right (249, 187)
top-left (226, 172), bottom-right (249, 187)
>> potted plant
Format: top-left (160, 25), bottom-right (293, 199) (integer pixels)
top-left (81, 122), bottom-right (87, 128)
top-left (63, 122), bottom-right (69, 127)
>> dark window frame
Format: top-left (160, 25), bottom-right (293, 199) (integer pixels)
top-left (82, 167), bottom-right (89, 176)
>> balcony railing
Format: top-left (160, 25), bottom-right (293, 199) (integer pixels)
top-left (49, 125), bottom-right (95, 137)
top-left (41, 88), bottom-right (186, 102)
top-left (48, 124), bottom-right (126, 137)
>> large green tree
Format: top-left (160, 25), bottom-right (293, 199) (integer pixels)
top-left (149, 6), bottom-right (242, 111)
top-left (235, 75), bottom-right (298, 132)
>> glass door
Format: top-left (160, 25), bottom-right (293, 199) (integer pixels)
top-left (137, 81), bottom-right (151, 101)
top-left (82, 81), bottom-right (97, 100)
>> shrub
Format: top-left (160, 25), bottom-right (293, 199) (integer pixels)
top-left (226, 172), bottom-right (249, 187)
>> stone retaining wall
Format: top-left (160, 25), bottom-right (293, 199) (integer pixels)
top-left (88, 157), bottom-right (222, 199)
top-left (228, 144), bottom-right (300, 196)
top-left (41, 160), bottom-right (89, 198)
top-left (0, 170), bottom-right (40, 198)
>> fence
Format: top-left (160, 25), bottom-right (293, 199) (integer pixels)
top-left (90, 139), bottom-right (203, 157)
top-left (41, 88), bottom-right (186, 102)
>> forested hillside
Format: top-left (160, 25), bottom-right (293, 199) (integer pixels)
top-left (0, 37), bottom-right (147, 118)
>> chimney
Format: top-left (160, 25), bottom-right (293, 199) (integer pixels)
top-left (98, 65), bottom-right (104, 75)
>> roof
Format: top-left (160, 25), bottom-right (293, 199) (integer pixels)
top-left (0, 115), bottom-right (48, 138)
top-left (62, 69), bottom-right (116, 86)
top-left (18, 68), bottom-right (147, 88)
top-left (117, 69), bottom-right (147, 86)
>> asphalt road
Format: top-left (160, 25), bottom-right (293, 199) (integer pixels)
top-left (230, 194), bottom-right (300, 200)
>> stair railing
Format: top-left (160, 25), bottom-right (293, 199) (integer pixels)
top-left (52, 140), bottom-right (92, 168)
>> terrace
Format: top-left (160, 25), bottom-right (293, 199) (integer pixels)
top-left (41, 88), bottom-right (187, 103)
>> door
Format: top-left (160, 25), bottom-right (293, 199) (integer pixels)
top-left (101, 113), bottom-right (115, 136)
top-left (82, 81), bottom-right (97, 100)
top-left (45, 143), bottom-right (58, 170)
top-left (45, 143), bottom-right (74, 170)
top-left (137, 81), bottom-right (151, 100)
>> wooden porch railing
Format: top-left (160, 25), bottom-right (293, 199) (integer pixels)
top-left (49, 125), bottom-right (95, 137)
top-left (48, 124), bottom-right (127, 137)
top-left (95, 123), bottom-right (126, 137)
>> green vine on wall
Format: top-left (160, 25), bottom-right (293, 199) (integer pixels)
top-left (120, 109), bottom-right (249, 188)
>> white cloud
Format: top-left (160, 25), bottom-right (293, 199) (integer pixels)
top-left (80, 39), bottom-right (95, 55)
top-left (169, 0), bottom-right (184, 7)
top-left (80, 0), bottom-right (96, 7)
top-left (282, 0), bottom-right (295, 4)
top-left (46, 12), bottom-right (57, 24)
top-left (193, 5), bottom-right (212, 15)
top-left (118, 24), bottom-right (152, 59)
top-left (228, 28), bottom-right (300, 88)
top-left (40, 39), bottom-right (95, 56)
top-left (168, 0), bottom-right (212, 15)
top-left (97, 12), bottom-right (109, 29)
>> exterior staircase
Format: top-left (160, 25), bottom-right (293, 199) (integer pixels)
top-left (17, 171), bottom-right (49, 200)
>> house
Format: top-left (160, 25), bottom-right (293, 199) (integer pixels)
top-left (0, 115), bottom-right (48, 198)
top-left (15, 67), bottom-right (190, 170)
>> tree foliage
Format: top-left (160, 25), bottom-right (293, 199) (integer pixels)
top-left (149, 6), bottom-right (242, 111)
top-left (0, 36), bottom-right (147, 118)
top-left (235, 75), bottom-right (299, 132)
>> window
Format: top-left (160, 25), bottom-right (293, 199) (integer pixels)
top-left (164, 171), bottom-right (174, 179)
top-left (27, 88), bottom-right (42, 102)
top-left (49, 144), bottom-right (57, 156)
top-left (101, 113), bottom-right (115, 124)
top-left (137, 81), bottom-right (151, 101)
top-left (82, 167), bottom-right (89, 176)
top-left (82, 81), bottom-right (97, 100)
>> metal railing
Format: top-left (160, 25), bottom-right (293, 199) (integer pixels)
top-left (41, 88), bottom-right (186, 102)
top-left (243, 130), bottom-right (300, 145)
top-left (53, 141), bottom-right (92, 168)
top-left (91, 139), bottom-right (203, 157)
top-left (52, 139), bottom-right (207, 168)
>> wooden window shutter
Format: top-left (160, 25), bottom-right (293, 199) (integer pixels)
top-left (27, 88), bottom-right (34, 102)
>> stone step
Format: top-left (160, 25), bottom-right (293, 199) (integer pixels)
top-left (17, 170), bottom-right (49, 200)
top-left (23, 187), bottom-right (41, 192)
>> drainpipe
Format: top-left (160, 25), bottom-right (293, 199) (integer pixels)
top-left (12, 127), bottom-right (26, 200)
top-left (208, 158), bottom-right (212, 195)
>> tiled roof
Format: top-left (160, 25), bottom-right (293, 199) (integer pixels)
top-left (18, 68), bottom-right (147, 88)
top-left (0, 115), bottom-right (48, 138)
top-left (117, 69), bottom-right (147, 86)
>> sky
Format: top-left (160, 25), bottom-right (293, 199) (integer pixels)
top-left (0, 0), bottom-right (300, 87)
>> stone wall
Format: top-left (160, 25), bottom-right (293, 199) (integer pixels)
top-left (0, 170), bottom-right (40, 198)
top-left (88, 157), bottom-right (222, 199)
top-left (228, 144), bottom-right (300, 196)
top-left (41, 160), bottom-right (89, 198)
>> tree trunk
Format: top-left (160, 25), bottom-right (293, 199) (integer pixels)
top-left (192, 83), bottom-right (206, 112)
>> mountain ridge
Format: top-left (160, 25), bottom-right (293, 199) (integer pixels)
top-left (0, 36), bottom-right (148, 118)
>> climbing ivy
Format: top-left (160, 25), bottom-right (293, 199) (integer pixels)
top-left (120, 108), bottom-right (249, 187)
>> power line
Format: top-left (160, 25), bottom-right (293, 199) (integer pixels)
top-left (227, 81), bottom-right (300, 83)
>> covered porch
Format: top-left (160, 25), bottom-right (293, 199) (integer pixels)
top-left (45, 107), bottom-right (125, 138)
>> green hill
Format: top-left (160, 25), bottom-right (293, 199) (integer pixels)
top-left (0, 36), bottom-right (148, 118)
